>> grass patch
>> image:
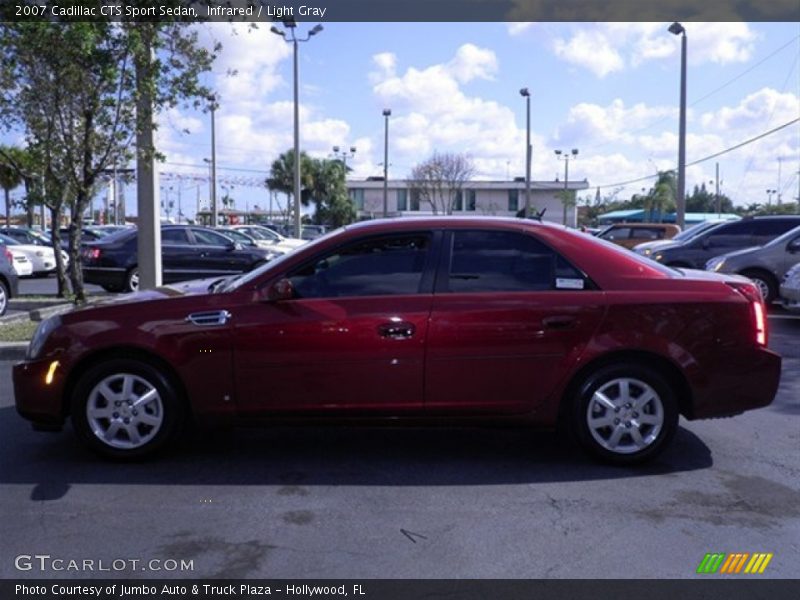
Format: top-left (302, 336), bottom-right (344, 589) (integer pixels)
top-left (0, 320), bottom-right (38, 342)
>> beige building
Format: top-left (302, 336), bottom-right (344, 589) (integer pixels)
top-left (346, 178), bottom-right (590, 227)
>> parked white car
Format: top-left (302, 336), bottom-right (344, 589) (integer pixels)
top-left (0, 233), bottom-right (63, 276)
top-left (9, 248), bottom-right (33, 277)
top-left (779, 262), bottom-right (800, 313)
top-left (231, 225), bottom-right (307, 254)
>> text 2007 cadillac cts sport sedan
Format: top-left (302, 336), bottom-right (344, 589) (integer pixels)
top-left (13, 218), bottom-right (781, 464)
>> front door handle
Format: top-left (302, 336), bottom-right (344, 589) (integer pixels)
top-left (378, 322), bottom-right (416, 339)
top-left (542, 316), bottom-right (576, 331)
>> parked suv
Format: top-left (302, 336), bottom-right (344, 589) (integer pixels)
top-left (705, 224), bottom-right (800, 303)
top-left (647, 216), bottom-right (800, 269)
top-left (597, 223), bottom-right (681, 249)
top-left (0, 245), bottom-right (20, 316)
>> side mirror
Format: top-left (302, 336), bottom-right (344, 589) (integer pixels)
top-left (225, 241), bottom-right (240, 251)
top-left (263, 278), bottom-right (294, 302)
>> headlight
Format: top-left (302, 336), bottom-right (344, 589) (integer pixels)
top-left (642, 248), bottom-right (652, 256)
top-left (653, 253), bottom-right (664, 262)
top-left (705, 258), bottom-right (725, 272)
top-left (27, 315), bottom-right (62, 360)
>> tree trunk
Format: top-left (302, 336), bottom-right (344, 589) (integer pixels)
top-left (4, 188), bottom-right (9, 228)
top-left (67, 199), bottom-right (86, 304)
top-left (49, 206), bottom-right (69, 299)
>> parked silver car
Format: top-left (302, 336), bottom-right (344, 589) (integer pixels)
top-left (779, 262), bottom-right (800, 313)
top-left (705, 224), bottom-right (800, 303)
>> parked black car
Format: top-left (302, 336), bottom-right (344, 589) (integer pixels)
top-left (81, 225), bottom-right (280, 292)
top-left (0, 245), bottom-right (20, 316)
top-left (646, 216), bottom-right (800, 269)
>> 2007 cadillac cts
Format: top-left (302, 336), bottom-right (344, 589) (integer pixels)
top-left (13, 218), bottom-right (781, 464)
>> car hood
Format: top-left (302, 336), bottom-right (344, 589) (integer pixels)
top-left (71, 276), bottom-right (226, 312)
top-left (633, 239), bottom-right (676, 252)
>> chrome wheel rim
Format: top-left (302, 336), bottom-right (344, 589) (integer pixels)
top-left (86, 373), bottom-right (163, 449)
top-left (0, 285), bottom-right (6, 315)
top-left (751, 278), bottom-right (769, 301)
top-left (586, 377), bottom-right (664, 455)
top-left (129, 270), bottom-right (139, 292)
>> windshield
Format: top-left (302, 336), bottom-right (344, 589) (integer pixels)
top-left (672, 220), bottom-right (724, 242)
top-left (224, 226), bottom-right (345, 292)
top-left (0, 233), bottom-right (20, 246)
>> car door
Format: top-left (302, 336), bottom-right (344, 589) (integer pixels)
top-left (189, 227), bottom-right (247, 276)
top-left (232, 231), bottom-right (440, 413)
top-left (159, 228), bottom-right (197, 282)
top-left (425, 229), bottom-right (606, 414)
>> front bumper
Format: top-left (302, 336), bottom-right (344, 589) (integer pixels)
top-left (14, 357), bottom-right (68, 428)
top-left (779, 282), bottom-right (800, 312)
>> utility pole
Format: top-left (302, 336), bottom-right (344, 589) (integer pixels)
top-left (210, 97), bottom-right (218, 227)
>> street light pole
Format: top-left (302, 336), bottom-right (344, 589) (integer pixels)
top-left (272, 20), bottom-right (324, 239)
top-left (520, 88), bottom-right (531, 218)
top-left (209, 96), bottom-right (218, 228)
top-left (383, 108), bottom-right (391, 218)
top-left (555, 149), bottom-right (579, 226)
top-left (669, 22), bottom-right (687, 230)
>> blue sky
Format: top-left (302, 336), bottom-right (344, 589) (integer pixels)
top-left (8, 21), bottom-right (800, 220)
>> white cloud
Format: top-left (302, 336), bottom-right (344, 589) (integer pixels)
top-left (556, 99), bottom-right (677, 146)
top-left (553, 30), bottom-right (625, 78)
top-left (546, 23), bottom-right (758, 77)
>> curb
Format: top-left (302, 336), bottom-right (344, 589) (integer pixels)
top-left (0, 302), bottom-right (74, 325)
top-left (0, 342), bottom-right (28, 361)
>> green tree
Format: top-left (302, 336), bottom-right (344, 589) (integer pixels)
top-left (308, 158), bottom-right (355, 227)
top-left (0, 20), bottom-right (219, 302)
top-left (0, 146), bottom-right (23, 228)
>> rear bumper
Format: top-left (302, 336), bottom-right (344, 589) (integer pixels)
top-left (14, 357), bottom-right (67, 428)
top-left (779, 283), bottom-right (800, 311)
top-left (688, 346), bottom-right (782, 419)
top-left (82, 266), bottom-right (126, 288)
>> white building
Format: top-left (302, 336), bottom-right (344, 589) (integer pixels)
top-left (346, 178), bottom-right (590, 227)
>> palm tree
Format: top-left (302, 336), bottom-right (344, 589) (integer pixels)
top-left (0, 146), bottom-right (24, 228)
top-left (267, 149), bottom-right (314, 207)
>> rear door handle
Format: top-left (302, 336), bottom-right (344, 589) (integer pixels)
top-left (378, 322), bottom-right (416, 339)
top-left (542, 316), bottom-right (576, 330)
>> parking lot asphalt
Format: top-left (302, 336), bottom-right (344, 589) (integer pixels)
top-left (0, 315), bottom-right (798, 579)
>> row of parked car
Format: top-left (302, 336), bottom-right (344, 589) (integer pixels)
top-left (596, 216), bottom-right (800, 308)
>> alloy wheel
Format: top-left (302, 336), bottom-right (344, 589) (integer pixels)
top-left (585, 377), bottom-right (664, 455)
top-left (86, 373), bottom-right (164, 450)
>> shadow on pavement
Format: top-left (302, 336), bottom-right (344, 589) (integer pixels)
top-left (0, 406), bottom-right (712, 501)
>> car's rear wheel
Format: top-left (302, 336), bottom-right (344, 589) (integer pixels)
top-left (740, 269), bottom-right (777, 304)
top-left (125, 267), bottom-right (139, 293)
top-left (71, 359), bottom-right (184, 460)
top-left (0, 279), bottom-right (8, 316)
top-left (570, 363), bottom-right (678, 465)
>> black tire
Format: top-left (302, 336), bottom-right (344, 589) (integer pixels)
top-left (740, 269), bottom-right (777, 304)
top-left (101, 284), bottom-right (123, 293)
top-left (70, 359), bottom-right (184, 460)
top-left (124, 267), bottom-right (139, 293)
top-left (569, 363), bottom-right (678, 465)
top-left (0, 279), bottom-right (8, 317)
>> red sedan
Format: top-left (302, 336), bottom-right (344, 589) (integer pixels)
top-left (13, 218), bottom-right (781, 464)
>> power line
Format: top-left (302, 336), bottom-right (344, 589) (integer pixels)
top-left (595, 117), bottom-right (800, 189)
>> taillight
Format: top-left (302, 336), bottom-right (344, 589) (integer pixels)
top-left (2, 247), bottom-right (12, 265)
top-left (728, 281), bottom-right (768, 346)
top-left (83, 248), bottom-right (101, 260)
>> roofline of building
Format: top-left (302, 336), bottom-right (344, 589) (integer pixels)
top-left (347, 179), bottom-right (590, 191)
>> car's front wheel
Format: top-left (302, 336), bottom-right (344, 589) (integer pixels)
top-left (570, 363), bottom-right (678, 465)
top-left (0, 279), bottom-right (8, 316)
top-left (71, 359), bottom-right (184, 460)
top-left (741, 269), bottom-right (777, 304)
